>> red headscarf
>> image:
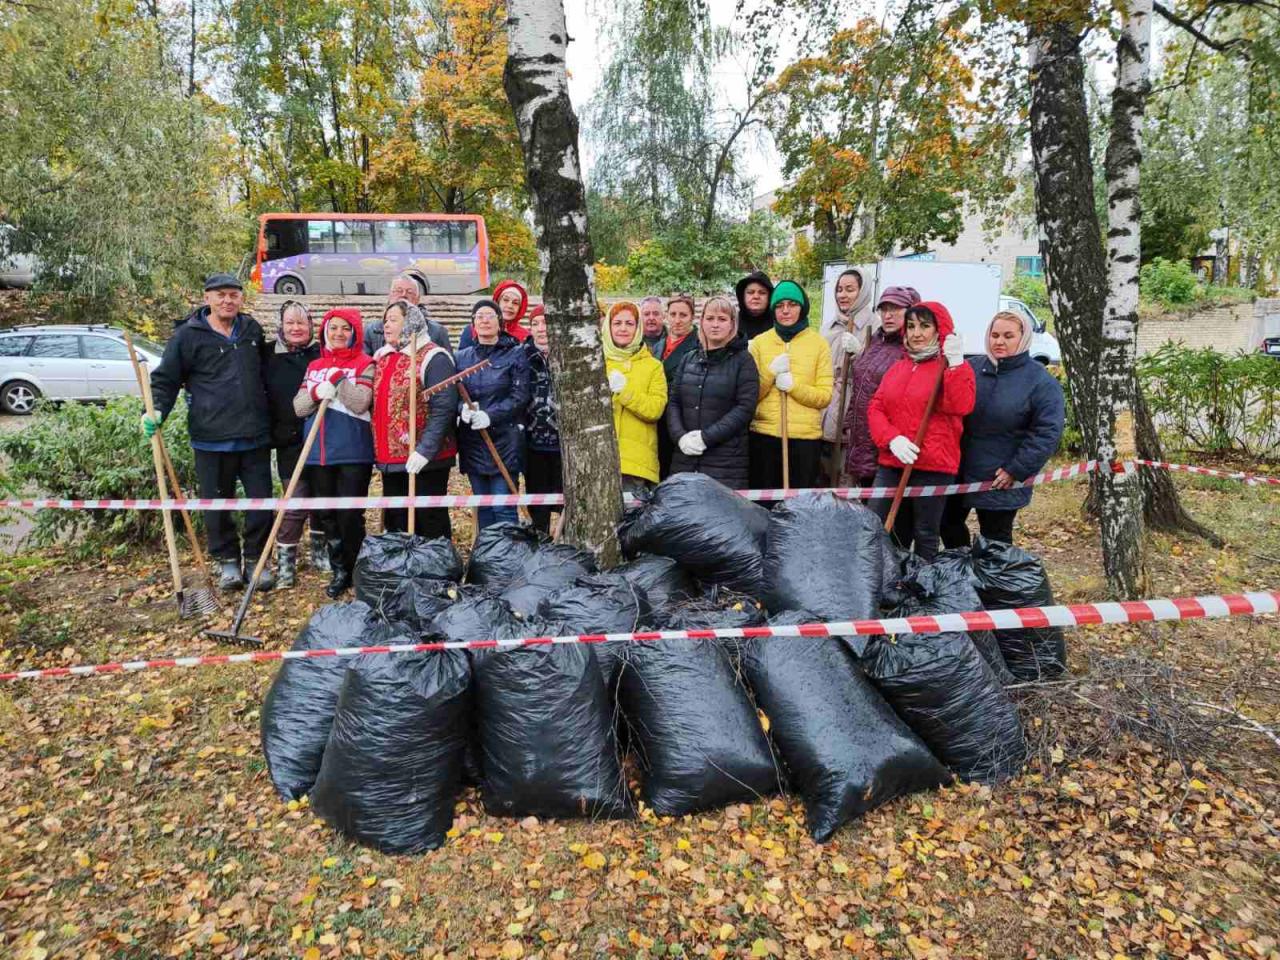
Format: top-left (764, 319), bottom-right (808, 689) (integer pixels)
top-left (493, 279), bottom-right (531, 340)
top-left (303, 308), bottom-right (373, 391)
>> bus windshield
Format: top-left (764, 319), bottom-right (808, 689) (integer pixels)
top-left (253, 213), bottom-right (489, 298)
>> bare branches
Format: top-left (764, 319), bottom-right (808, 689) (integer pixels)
top-left (1153, 1), bottom-right (1248, 53)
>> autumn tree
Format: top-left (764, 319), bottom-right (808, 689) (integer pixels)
top-left (768, 0), bottom-right (1019, 261)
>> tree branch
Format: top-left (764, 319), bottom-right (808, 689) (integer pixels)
top-left (1152, 2), bottom-right (1246, 53)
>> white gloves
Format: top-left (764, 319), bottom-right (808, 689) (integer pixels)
top-left (608, 370), bottom-right (627, 394)
top-left (889, 435), bottom-right (920, 465)
top-left (775, 371), bottom-right (795, 393)
top-left (314, 379), bottom-right (338, 402)
top-left (469, 408), bottom-right (491, 431)
top-left (839, 331), bottom-right (861, 355)
top-left (405, 451), bottom-right (429, 475)
top-left (373, 345), bottom-right (396, 361)
top-left (768, 352), bottom-right (790, 375)
top-left (943, 334), bottom-right (964, 368)
top-left (678, 430), bottom-right (706, 456)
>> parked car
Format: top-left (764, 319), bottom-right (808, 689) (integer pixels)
top-left (998, 295), bottom-right (1062, 366)
top-left (0, 325), bottom-right (164, 415)
top-left (0, 225), bottom-right (36, 289)
top-left (1262, 336), bottom-right (1280, 359)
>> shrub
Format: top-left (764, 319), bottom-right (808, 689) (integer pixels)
top-left (1139, 257), bottom-right (1200, 307)
top-left (1004, 274), bottom-right (1049, 312)
top-left (0, 397), bottom-right (199, 554)
top-left (593, 261), bottom-right (631, 294)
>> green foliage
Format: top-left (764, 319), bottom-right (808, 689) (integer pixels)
top-left (1003, 275), bottom-right (1049, 311)
top-left (624, 213), bottom-right (788, 294)
top-left (0, 0), bottom-right (245, 315)
top-left (0, 399), bottom-right (198, 555)
top-left (1139, 258), bottom-right (1200, 307)
top-left (1138, 344), bottom-right (1280, 455)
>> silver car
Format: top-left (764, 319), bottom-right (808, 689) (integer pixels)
top-left (0, 325), bottom-right (164, 415)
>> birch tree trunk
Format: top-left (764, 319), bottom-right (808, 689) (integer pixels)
top-left (1028, 19), bottom-right (1144, 597)
top-left (504, 0), bottom-right (623, 563)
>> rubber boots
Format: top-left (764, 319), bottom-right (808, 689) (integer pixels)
top-left (325, 537), bottom-right (351, 599)
top-left (309, 530), bottom-right (331, 572)
top-left (275, 543), bottom-right (298, 589)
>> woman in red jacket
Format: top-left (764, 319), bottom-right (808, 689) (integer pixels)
top-left (867, 300), bottom-right (975, 560)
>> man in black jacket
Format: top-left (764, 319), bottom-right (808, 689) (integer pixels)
top-left (364, 273), bottom-right (453, 355)
top-left (144, 274), bottom-right (276, 592)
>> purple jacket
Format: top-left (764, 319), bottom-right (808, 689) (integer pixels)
top-left (841, 328), bottom-right (906, 480)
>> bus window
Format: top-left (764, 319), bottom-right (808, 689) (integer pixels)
top-left (334, 220), bottom-right (374, 254)
top-left (308, 220), bottom-right (336, 253)
top-left (450, 221), bottom-right (478, 253)
top-left (373, 220), bottom-right (413, 253)
top-left (264, 220), bottom-right (306, 261)
top-left (412, 221), bottom-right (450, 254)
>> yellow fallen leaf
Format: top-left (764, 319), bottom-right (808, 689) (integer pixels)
top-left (362, 875), bottom-right (378, 888)
top-left (1158, 908), bottom-right (1177, 923)
top-left (500, 940), bottom-right (524, 959)
top-left (581, 850), bottom-right (606, 870)
top-left (718, 923), bottom-right (735, 941)
top-left (322, 857), bottom-right (338, 869)
top-left (485, 831), bottom-right (505, 843)
top-left (676, 838), bottom-right (691, 851)
top-left (303, 949), bottom-right (321, 960)
top-left (507, 923), bottom-right (524, 936)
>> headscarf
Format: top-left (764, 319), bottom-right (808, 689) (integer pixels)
top-left (383, 298), bottom-right (429, 349)
top-left (303, 307), bottom-right (373, 393)
top-left (276, 300), bottom-right (314, 352)
top-left (985, 310), bottom-right (1034, 366)
top-left (493, 279), bottom-right (529, 327)
top-left (735, 270), bottom-right (774, 320)
top-left (527, 305), bottom-right (549, 354)
top-left (601, 311), bottom-right (646, 362)
top-left (696, 294), bottom-right (738, 351)
top-left (903, 301), bottom-right (956, 363)
top-left (769, 280), bottom-right (811, 342)
top-left (834, 268), bottom-right (873, 333)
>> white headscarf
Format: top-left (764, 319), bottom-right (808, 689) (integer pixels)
top-left (985, 310), bottom-right (1034, 367)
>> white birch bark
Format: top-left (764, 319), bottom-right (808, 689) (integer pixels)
top-left (504, 0), bottom-right (623, 561)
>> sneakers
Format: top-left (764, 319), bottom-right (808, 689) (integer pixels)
top-left (275, 544), bottom-right (298, 589)
top-left (218, 559), bottom-right (245, 592)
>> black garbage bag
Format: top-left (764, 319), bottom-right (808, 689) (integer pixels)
top-left (474, 644), bottom-right (633, 819)
top-left (614, 554), bottom-right (698, 616)
top-left (619, 638), bottom-right (781, 815)
top-left (619, 473), bottom-right (770, 595)
top-left (762, 493), bottom-right (883, 621)
top-left (657, 587), bottom-right (767, 666)
top-left (500, 546), bottom-right (598, 617)
top-left (892, 553), bottom-right (1015, 686)
top-left (879, 533), bottom-right (925, 612)
top-left (378, 577), bottom-right (460, 632)
top-left (354, 533), bottom-right (463, 612)
top-left (862, 633), bottom-right (1026, 783)
top-left (466, 523), bottom-right (547, 589)
top-left (261, 601), bottom-right (378, 800)
top-left (741, 612), bottom-right (949, 842)
top-left (310, 648), bottom-right (471, 854)
top-left (428, 589), bottom-right (527, 644)
top-left (970, 536), bottom-right (1067, 680)
top-left (536, 573), bottom-right (649, 687)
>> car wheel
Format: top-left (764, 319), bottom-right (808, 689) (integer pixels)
top-left (274, 276), bottom-right (305, 295)
top-left (2, 380), bottom-right (40, 415)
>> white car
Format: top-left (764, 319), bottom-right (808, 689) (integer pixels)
top-left (0, 325), bottom-right (164, 415)
top-left (998, 295), bottom-right (1061, 365)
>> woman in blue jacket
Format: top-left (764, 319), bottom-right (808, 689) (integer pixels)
top-left (941, 310), bottom-right (1065, 548)
top-left (455, 298), bottom-right (531, 530)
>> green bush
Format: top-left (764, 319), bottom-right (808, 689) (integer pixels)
top-left (1004, 274), bottom-right (1049, 312)
top-left (1138, 343), bottom-right (1280, 455)
top-left (0, 397), bottom-right (199, 554)
top-left (1139, 257), bottom-right (1201, 307)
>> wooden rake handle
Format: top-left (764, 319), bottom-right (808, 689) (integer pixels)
top-left (457, 381), bottom-right (519, 495)
top-left (407, 331), bottom-right (419, 535)
top-left (884, 358), bottom-right (948, 533)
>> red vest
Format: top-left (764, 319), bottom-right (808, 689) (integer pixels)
top-left (372, 345), bottom-right (457, 466)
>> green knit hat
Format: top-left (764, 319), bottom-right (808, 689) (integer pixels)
top-left (769, 280), bottom-right (807, 309)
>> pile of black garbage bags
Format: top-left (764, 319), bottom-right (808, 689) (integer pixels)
top-left (261, 473), bottom-right (1066, 853)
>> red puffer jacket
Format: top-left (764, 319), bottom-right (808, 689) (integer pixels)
top-left (867, 301), bottom-right (976, 475)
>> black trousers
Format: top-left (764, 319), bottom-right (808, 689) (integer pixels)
top-left (524, 448), bottom-right (563, 535)
top-left (940, 495), bottom-right (1017, 549)
top-left (193, 446), bottom-right (273, 563)
top-left (869, 466), bottom-right (954, 562)
top-left (306, 463), bottom-right (373, 573)
top-left (381, 468), bottom-right (451, 542)
top-left (747, 432), bottom-right (823, 494)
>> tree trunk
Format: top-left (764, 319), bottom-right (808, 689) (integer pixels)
top-left (1134, 390), bottom-right (1223, 545)
top-left (504, 0), bottom-right (623, 563)
top-left (1028, 19), bottom-right (1143, 597)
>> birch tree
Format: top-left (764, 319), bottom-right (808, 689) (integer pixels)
top-left (504, 0), bottom-right (623, 562)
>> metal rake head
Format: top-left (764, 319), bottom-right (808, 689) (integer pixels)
top-left (178, 586), bottom-right (221, 619)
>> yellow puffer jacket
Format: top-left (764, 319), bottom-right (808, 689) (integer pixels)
top-left (606, 350), bottom-right (668, 482)
top-left (748, 327), bottom-right (834, 440)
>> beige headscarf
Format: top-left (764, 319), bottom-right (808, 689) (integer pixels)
top-left (985, 310), bottom-right (1034, 366)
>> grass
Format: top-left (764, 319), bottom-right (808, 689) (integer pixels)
top-left (0, 469), bottom-right (1277, 959)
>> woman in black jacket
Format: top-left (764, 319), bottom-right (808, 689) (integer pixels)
top-left (264, 301), bottom-right (322, 587)
top-left (665, 294), bottom-right (759, 490)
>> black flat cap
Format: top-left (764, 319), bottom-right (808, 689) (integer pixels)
top-left (203, 272), bottom-right (244, 291)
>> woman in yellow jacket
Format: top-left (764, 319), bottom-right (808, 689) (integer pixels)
top-left (603, 301), bottom-right (668, 493)
top-left (747, 280), bottom-right (833, 490)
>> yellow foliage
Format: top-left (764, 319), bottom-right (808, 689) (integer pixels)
top-left (594, 261), bottom-right (631, 294)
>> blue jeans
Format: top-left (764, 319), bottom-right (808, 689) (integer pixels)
top-left (468, 471), bottom-right (519, 529)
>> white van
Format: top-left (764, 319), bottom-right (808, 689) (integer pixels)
top-left (821, 260), bottom-right (1061, 365)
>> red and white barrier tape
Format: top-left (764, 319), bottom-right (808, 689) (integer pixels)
top-left (0, 460), bottom-right (1111, 511)
top-left (1132, 459), bottom-right (1280, 486)
top-left (4, 589), bottom-right (1276, 683)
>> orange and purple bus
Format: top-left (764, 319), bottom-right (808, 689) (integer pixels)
top-left (252, 212), bottom-right (489, 297)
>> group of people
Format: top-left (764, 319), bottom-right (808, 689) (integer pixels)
top-left (142, 265), bottom-right (1065, 599)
